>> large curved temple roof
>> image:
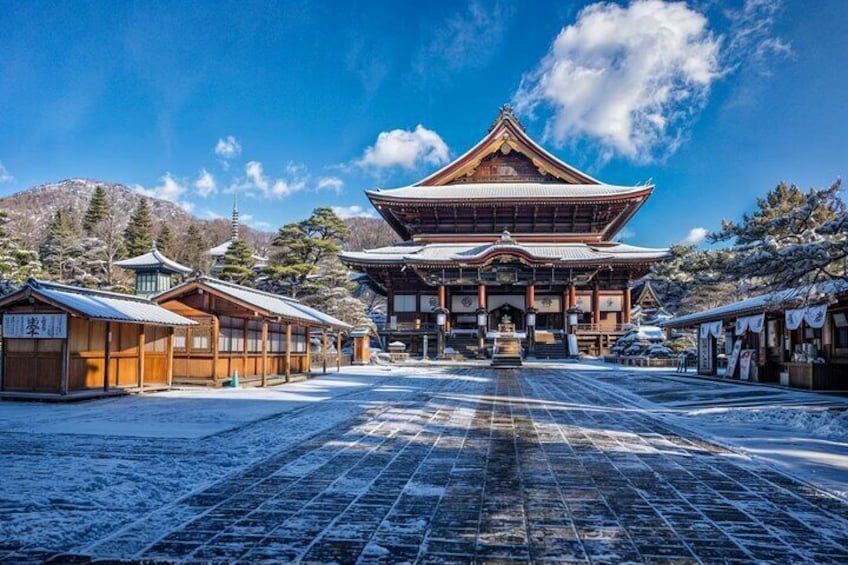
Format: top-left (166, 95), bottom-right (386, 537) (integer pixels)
top-left (340, 239), bottom-right (668, 269)
top-left (366, 105), bottom-right (653, 243)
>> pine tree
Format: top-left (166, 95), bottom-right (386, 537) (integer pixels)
top-left (157, 224), bottom-right (176, 257)
top-left (710, 179), bottom-right (847, 291)
top-left (264, 207), bottom-right (349, 297)
top-left (39, 209), bottom-right (80, 282)
top-left (82, 185), bottom-right (109, 234)
top-left (0, 211), bottom-right (42, 293)
top-left (124, 199), bottom-right (154, 257)
top-left (177, 223), bottom-right (208, 272)
top-left (218, 238), bottom-right (256, 285)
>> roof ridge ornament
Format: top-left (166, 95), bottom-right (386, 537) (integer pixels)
top-left (497, 229), bottom-right (517, 245)
top-left (489, 103), bottom-right (526, 132)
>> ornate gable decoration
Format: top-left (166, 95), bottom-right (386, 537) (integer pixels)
top-left (416, 104), bottom-right (600, 187)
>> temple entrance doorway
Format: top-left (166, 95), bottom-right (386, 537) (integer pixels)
top-left (490, 304), bottom-right (524, 332)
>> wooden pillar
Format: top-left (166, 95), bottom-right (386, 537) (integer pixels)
top-left (438, 285), bottom-right (446, 309)
top-left (242, 318), bottom-right (249, 376)
top-left (592, 282), bottom-right (601, 327)
top-left (138, 326), bottom-right (146, 391)
top-left (166, 327), bottom-right (174, 388)
top-left (285, 323), bottom-right (292, 382)
top-left (478, 284), bottom-right (487, 309)
top-left (212, 316), bottom-right (220, 384)
top-left (104, 322), bottom-right (111, 391)
top-left (322, 330), bottom-right (328, 374)
top-left (569, 284), bottom-right (577, 310)
top-left (336, 332), bottom-right (342, 372)
top-left (622, 287), bottom-right (632, 325)
top-left (305, 326), bottom-right (312, 376)
top-left (60, 337), bottom-right (70, 396)
top-left (526, 284), bottom-right (536, 309)
top-left (261, 321), bottom-right (268, 387)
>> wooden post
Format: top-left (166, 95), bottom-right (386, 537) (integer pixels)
top-left (242, 318), bottom-right (249, 377)
top-left (261, 321), bottom-right (268, 387)
top-left (104, 322), bottom-right (111, 391)
top-left (592, 282), bottom-right (601, 327)
top-left (305, 326), bottom-right (312, 376)
top-left (477, 284), bottom-right (487, 309)
top-left (336, 332), bottom-right (342, 372)
top-left (526, 284), bottom-right (536, 310)
top-left (322, 330), bottom-right (328, 374)
top-left (285, 323), bottom-right (292, 383)
top-left (138, 326), bottom-right (146, 392)
top-left (212, 316), bottom-right (220, 384)
top-left (60, 337), bottom-right (70, 396)
top-left (166, 327), bottom-right (174, 388)
top-left (569, 284), bottom-right (577, 310)
top-left (622, 287), bottom-right (632, 325)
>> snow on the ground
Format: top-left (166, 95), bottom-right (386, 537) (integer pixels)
top-left (0, 365), bottom-right (473, 552)
top-left (579, 366), bottom-right (848, 500)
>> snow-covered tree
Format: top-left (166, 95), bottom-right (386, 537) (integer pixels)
top-left (0, 211), bottom-right (42, 294)
top-left (301, 259), bottom-right (375, 332)
top-left (710, 179), bottom-right (847, 292)
top-left (39, 209), bottom-right (81, 282)
top-left (217, 238), bottom-right (256, 286)
top-left (264, 207), bottom-right (349, 298)
top-left (82, 185), bottom-right (109, 235)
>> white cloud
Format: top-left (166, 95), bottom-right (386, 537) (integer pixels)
top-left (0, 161), bottom-right (12, 183)
top-left (514, 0), bottom-right (721, 162)
top-left (724, 0), bottom-right (792, 75)
top-left (215, 135), bottom-right (242, 159)
top-left (134, 173), bottom-right (194, 212)
top-left (331, 205), bottom-right (376, 219)
top-left (195, 169), bottom-right (216, 197)
top-left (241, 160), bottom-right (306, 198)
top-left (356, 125), bottom-right (449, 170)
top-left (316, 176), bottom-right (344, 193)
top-left (683, 227), bottom-right (708, 244)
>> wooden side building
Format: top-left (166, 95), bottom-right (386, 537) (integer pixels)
top-left (153, 276), bottom-right (352, 386)
top-left (0, 279), bottom-right (196, 399)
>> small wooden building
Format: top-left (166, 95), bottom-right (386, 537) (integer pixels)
top-left (153, 276), bottom-right (351, 387)
top-left (662, 280), bottom-right (848, 390)
top-left (0, 279), bottom-right (196, 399)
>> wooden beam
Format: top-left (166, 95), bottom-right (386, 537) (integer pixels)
top-left (592, 281), bottom-right (601, 326)
top-left (60, 338), bottom-right (70, 396)
top-left (104, 322), bottom-right (111, 391)
top-left (336, 332), bottom-right (342, 373)
top-left (166, 327), bottom-right (174, 388)
top-left (623, 288), bottom-right (631, 325)
top-left (285, 323), bottom-right (292, 383)
top-left (212, 316), bottom-right (220, 384)
top-left (261, 321), bottom-right (268, 387)
top-left (138, 326), bottom-right (146, 392)
top-left (242, 318), bottom-right (249, 376)
top-left (305, 326), bottom-right (312, 377)
top-left (322, 330), bottom-right (328, 375)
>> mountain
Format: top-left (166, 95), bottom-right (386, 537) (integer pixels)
top-left (0, 178), bottom-right (270, 250)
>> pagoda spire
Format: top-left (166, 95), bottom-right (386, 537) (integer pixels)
top-left (231, 191), bottom-right (239, 241)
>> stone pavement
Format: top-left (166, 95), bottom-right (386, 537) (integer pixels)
top-left (6, 367), bottom-right (848, 564)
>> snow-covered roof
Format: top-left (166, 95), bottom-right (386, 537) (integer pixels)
top-left (3, 279), bottom-right (197, 326)
top-left (206, 240), bottom-right (269, 263)
top-left (157, 277), bottom-right (351, 329)
top-left (662, 279), bottom-right (848, 328)
top-left (115, 248), bottom-right (192, 274)
top-left (367, 183), bottom-right (650, 202)
top-left (340, 241), bottom-right (668, 266)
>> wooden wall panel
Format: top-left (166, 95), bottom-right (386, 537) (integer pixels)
top-left (2, 339), bottom-right (63, 393)
top-left (144, 355), bottom-right (169, 385)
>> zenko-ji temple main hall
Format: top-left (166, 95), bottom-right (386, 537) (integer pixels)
top-left (341, 106), bottom-right (668, 358)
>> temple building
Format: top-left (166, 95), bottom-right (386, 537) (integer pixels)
top-left (340, 106), bottom-right (668, 357)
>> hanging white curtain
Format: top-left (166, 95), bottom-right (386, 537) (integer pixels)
top-left (700, 323), bottom-right (711, 338)
top-left (708, 320), bottom-right (723, 337)
top-left (735, 317), bottom-right (749, 335)
top-left (785, 308), bottom-right (805, 330)
top-left (803, 303), bottom-right (828, 329)
top-left (748, 313), bottom-right (765, 333)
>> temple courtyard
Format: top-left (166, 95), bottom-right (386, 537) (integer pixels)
top-left (2, 365), bottom-right (848, 564)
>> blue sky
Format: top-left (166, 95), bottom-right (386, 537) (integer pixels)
top-left (0, 0), bottom-right (846, 247)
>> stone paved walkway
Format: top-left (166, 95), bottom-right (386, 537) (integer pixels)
top-left (6, 368), bottom-right (848, 564)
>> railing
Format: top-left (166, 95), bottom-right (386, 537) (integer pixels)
top-left (572, 323), bottom-right (629, 333)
